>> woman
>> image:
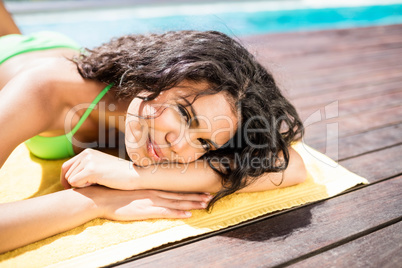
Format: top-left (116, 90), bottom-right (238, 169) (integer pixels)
top-left (0, 1), bottom-right (306, 253)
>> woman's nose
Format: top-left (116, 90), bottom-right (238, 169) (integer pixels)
top-left (161, 106), bottom-right (201, 155)
top-left (165, 131), bottom-right (178, 147)
top-left (165, 129), bottom-right (199, 155)
top-left (165, 130), bottom-right (186, 152)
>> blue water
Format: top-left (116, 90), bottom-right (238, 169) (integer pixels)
top-left (18, 4), bottom-right (402, 48)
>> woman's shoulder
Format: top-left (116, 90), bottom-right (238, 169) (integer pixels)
top-left (0, 47), bottom-right (78, 84)
top-left (1, 57), bottom-right (108, 129)
top-left (3, 57), bottom-right (111, 133)
top-left (15, 57), bottom-right (104, 103)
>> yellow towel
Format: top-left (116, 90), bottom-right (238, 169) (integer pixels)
top-left (0, 143), bottom-right (368, 267)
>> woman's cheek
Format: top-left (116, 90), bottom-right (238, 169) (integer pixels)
top-left (125, 120), bottom-right (147, 152)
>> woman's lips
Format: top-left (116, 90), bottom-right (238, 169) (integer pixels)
top-left (147, 135), bottom-right (164, 160)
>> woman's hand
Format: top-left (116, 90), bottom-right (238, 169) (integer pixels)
top-left (60, 149), bottom-right (138, 190)
top-left (89, 186), bottom-right (212, 221)
top-left (0, 186), bottom-right (211, 253)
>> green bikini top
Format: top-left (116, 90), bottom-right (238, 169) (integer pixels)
top-left (25, 84), bottom-right (113, 160)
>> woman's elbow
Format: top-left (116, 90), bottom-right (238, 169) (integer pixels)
top-left (284, 148), bottom-right (307, 186)
top-left (290, 160), bottom-right (307, 185)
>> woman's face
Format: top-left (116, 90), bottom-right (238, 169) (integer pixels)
top-left (125, 81), bottom-right (238, 166)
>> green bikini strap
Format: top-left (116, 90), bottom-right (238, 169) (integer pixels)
top-left (68, 83), bottom-right (114, 137)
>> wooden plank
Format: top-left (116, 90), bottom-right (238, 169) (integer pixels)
top-left (118, 177), bottom-right (402, 267)
top-left (286, 65), bottom-right (402, 92)
top-left (247, 35), bottom-right (402, 62)
top-left (267, 41), bottom-right (402, 61)
top-left (292, 77), bottom-right (402, 110)
top-left (302, 105), bottom-right (402, 144)
top-left (268, 41), bottom-right (402, 64)
top-left (286, 63), bottom-right (402, 86)
top-left (243, 25), bottom-right (402, 58)
top-left (278, 50), bottom-right (402, 74)
top-left (283, 68), bottom-right (402, 98)
top-left (290, 220), bottom-right (402, 268)
top-left (338, 145), bottom-right (402, 183)
top-left (309, 123), bottom-right (402, 161)
top-left (275, 46), bottom-right (402, 71)
top-left (299, 90), bottom-right (402, 119)
top-left (243, 24), bottom-right (402, 46)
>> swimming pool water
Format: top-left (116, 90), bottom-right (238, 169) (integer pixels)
top-left (14, 3), bottom-right (402, 48)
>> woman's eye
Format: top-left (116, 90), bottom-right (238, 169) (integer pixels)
top-left (198, 138), bottom-right (211, 152)
top-left (177, 104), bottom-right (191, 124)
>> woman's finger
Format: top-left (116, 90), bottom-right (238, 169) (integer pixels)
top-left (154, 191), bottom-right (213, 203)
top-left (60, 154), bottom-right (82, 188)
top-left (67, 170), bottom-right (92, 188)
top-left (64, 160), bottom-right (86, 187)
top-left (61, 153), bottom-right (84, 178)
top-left (149, 193), bottom-right (209, 211)
top-left (147, 206), bottom-right (193, 219)
top-left (160, 198), bottom-right (208, 211)
top-left (64, 156), bottom-right (84, 181)
top-left (61, 152), bottom-right (81, 170)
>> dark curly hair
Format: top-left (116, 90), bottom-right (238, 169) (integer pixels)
top-left (75, 30), bottom-right (304, 209)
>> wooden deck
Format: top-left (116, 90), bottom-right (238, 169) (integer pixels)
top-left (115, 25), bottom-right (402, 267)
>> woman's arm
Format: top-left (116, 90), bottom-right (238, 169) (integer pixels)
top-left (238, 147), bottom-right (307, 192)
top-left (0, 186), bottom-right (210, 253)
top-left (0, 0), bottom-right (21, 36)
top-left (62, 147), bottom-right (306, 193)
top-left (132, 147), bottom-right (307, 193)
top-left (0, 70), bottom-right (59, 168)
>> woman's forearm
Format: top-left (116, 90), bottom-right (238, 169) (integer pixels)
top-left (60, 149), bottom-right (222, 192)
top-left (61, 147), bottom-right (306, 194)
top-left (0, 188), bottom-right (100, 253)
top-left (239, 147), bottom-right (307, 192)
top-left (134, 147), bottom-right (306, 193)
top-left (134, 160), bottom-right (222, 193)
